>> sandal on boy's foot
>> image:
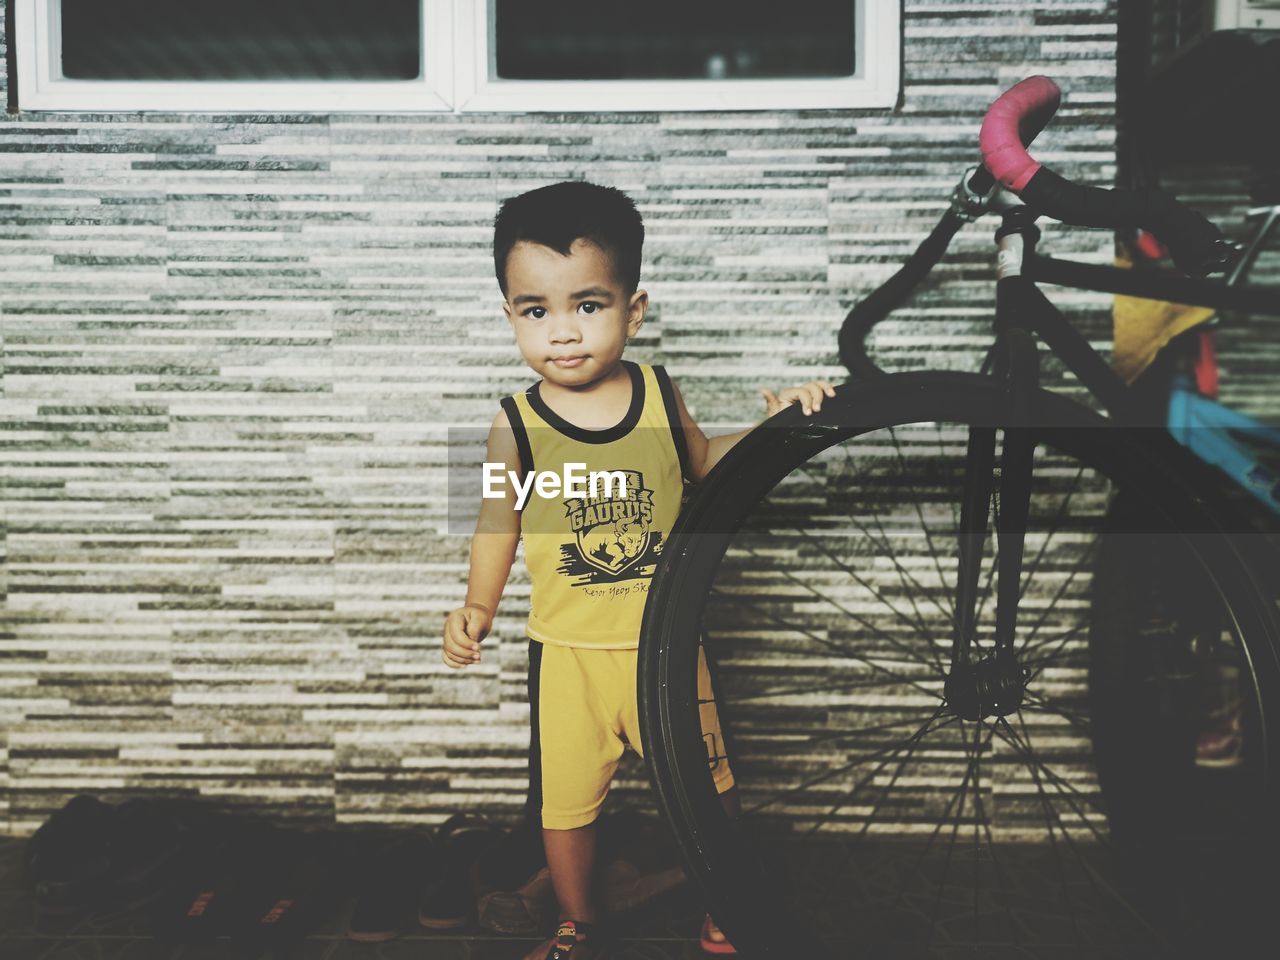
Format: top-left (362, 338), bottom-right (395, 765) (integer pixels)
top-left (541, 919), bottom-right (604, 960)
top-left (700, 913), bottom-right (737, 955)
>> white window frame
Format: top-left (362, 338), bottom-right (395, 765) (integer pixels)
top-left (15, 0), bottom-right (455, 111)
top-left (455, 0), bottom-right (900, 112)
top-left (15, 0), bottom-right (900, 113)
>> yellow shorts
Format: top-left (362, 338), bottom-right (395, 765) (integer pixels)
top-left (526, 638), bottom-right (736, 830)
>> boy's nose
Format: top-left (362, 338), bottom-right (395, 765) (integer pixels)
top-left (549, 320), bottom-right (581, 343)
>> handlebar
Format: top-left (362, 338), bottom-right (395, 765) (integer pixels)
top-left (979, 74), bottom-right (1060, 193)
top-left (838, 75), bottom-right (1241, 379)
top-left (837, 207), bottom-right (968, 379)
top-left (985, 76), bottom-right (1236, 278)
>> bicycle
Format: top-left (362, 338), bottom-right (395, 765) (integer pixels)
top-left (637, 76), bottom-right (1280, 956)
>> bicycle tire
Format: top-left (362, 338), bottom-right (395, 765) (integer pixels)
top-left (638, 371), bottom-right (1280, 957)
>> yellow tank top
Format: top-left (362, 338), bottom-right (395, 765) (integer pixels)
top-left (500, 360), bottom-right (691, 649)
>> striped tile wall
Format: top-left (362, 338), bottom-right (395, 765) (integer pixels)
top-left (0, 1), bottom-right (1132, 836)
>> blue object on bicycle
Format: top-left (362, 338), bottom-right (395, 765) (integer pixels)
top-left (1167, 373), bottom-right (1280, 513)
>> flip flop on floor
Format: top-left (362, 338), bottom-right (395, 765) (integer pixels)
top-left (418, 813), bottom-right (501, 930)
top-left (700, 913), bottom-right (737, 955)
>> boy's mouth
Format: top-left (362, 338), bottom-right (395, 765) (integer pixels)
top-left (551, 355), bottom-right (588, 368)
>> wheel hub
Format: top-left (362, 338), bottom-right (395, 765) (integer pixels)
top-left (944, 647), bottom-right (1031, 721)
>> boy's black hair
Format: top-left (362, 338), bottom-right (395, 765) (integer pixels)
top-left (493, 181), bottom-right (644, 297)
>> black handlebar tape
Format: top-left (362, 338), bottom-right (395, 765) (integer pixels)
top-left (968, 165), bottom-right (997, 198)
top-left (1020, 168), bottom-right (1230, 276)
top-left (838, 211), bottom-right (966, 379)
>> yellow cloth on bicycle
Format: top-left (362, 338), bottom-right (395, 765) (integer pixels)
top-left (502, 360), bottom-right (688, 649)
top-left (1112, 247), bottom-right (1215, 384)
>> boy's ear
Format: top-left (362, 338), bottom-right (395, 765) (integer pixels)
top-left (626, 289), bottom-right (648, 336)
top-left (502, 300), bottom-right (514, 326)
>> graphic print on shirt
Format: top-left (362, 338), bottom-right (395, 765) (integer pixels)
top-left (556, 468), bottom-right (664, 584)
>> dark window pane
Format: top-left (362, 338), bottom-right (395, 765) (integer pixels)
top-left (60, 0), bottom-right (420, 81)
top-left (494, 0), bottom-right (855, 80)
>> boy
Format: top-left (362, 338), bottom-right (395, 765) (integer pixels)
top-left (442, 181), bottom-right (834, 960)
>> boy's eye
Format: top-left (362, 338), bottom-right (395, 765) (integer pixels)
top-left (520, 302), bottom-right (602, 319)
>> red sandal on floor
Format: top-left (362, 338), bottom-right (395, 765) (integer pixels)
top-left (700, 913), bottom-right (738, 955)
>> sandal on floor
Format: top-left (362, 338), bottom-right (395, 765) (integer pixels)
top-left (417, 812), bottom-right (501, 930)
top-left (544, 919), bottom-right (602, 959)
top-left (700, 913), bottom-right (738, 955)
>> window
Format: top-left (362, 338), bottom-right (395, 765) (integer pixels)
top-left (460, 0), bottom-right (899, 111)
top-left (59, 1), bottom-right (421, 81)
top-left (16, 0), bottom-right (453, 110)
top-left (15, 0), bottom-right (899, 112)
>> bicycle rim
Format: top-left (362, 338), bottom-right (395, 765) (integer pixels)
top-left (638, 371), bottom-right (1280, 957)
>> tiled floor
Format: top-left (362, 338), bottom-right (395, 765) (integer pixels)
top-left (0, 829), bottom-right (718, 960)
top-left (3, 824), bottom-right (1272, 960)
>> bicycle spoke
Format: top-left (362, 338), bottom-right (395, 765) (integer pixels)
top-left (993, 718), bottom-right (1110, 845)
top-left (971, 718), bottom-right (982, 937)
top-left (937, 420), bottom-right (963, 535)
top-left (765, 480), bottom-right (950, 674)
top-left (709, 672), bottom-right (935, 707)
top-left (854, 715), bottom-right (950, 842)
top-left (1021, 620), bottom-right (1089, 678)
top-left (804, 703), bottom-right (951, 842)
top-left (1015, 462), bottom-right (1088, 608)
top-left (771, 709), bottom-right (952, 749)
top-left (995, 715), bottom-right (1086, 947)
top-left (828, 447), bottom-right (957, 642)
top-left (850, 496), bottom-right (952, 658)
top-left (1021, 690), bottom-right (1092, 738)
top-left (775, 525), bottom-right (948, 675)
top-left (892, 718), bottom-right (998, 928)
top-left (1014, 540), bottom-right (1097, 655)
top-left (712, 587), bottom-right (946, 703)
top-left (1006, 713), bottom-right (1169, 943)
top-left (740, 711), bottom-right (958, 818)
top-left (966, 718), bottom-right (1023, 945)
top-left (926, 715), bottom-right (988, 946)
top-left (887, 424), bottom-right (959, 625)
top-left (821, 443), bottom-right (950, 594)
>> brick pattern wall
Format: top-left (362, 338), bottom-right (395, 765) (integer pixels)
top-left (0, 1), bottom-right (1129, 834)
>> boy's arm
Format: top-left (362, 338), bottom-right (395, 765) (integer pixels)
top-left (668, 378), bottom-right (836, 482)
top-left (464, 408), bottom-right (523, 615)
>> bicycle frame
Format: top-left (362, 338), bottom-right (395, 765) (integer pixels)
top-left (944, 196), bottom-right (1280, 713)
top-left (994, 213), bottom-right (1280, 429)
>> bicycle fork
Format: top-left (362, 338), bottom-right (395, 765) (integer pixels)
top-left (945, 207), bottom-right (1041, 721)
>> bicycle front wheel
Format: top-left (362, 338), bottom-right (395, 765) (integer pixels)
top-left (639, 371), bottom-right (1280, 957)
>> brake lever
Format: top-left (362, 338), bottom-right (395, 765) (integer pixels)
top-left (1191, 238), bottom-right (1244, 279)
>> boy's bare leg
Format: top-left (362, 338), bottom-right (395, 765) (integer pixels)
top-left (703, 785), bottom-right (741, 945)
top-left (544, 822), bottom-right (599, 921)
top-left (523, 790), bottom-right (740, 958)
top-left (522, 822), bottom-right (599, 960)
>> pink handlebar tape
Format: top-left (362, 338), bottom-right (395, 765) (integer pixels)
top-left (979, 75), bottom-right (1062, 193)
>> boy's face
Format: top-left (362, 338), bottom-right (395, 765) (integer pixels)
top-left (502, 238), bottom-right (646, 388)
